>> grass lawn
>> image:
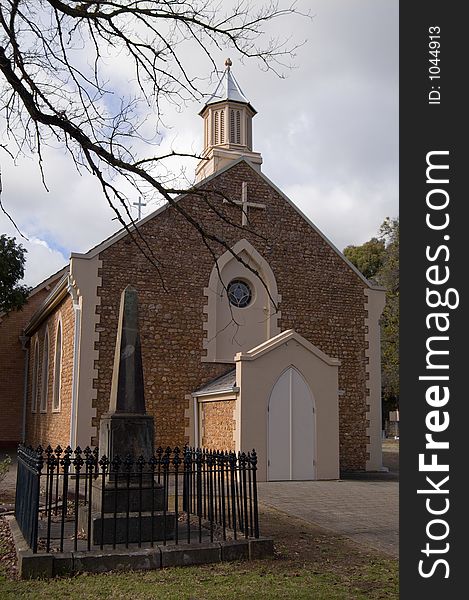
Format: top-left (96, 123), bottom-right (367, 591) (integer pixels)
top-left (0, 504), bottom-right (398, 599)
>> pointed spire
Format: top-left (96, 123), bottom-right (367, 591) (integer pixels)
top-left (202, 58), bottom-right (256, 113)
top-left (195, 59), bottom-right (262, 181)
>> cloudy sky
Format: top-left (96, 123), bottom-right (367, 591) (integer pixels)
top-left (0, 0), bottom-right (398, 288)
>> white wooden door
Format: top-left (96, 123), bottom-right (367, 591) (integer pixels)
top-left (268, 368), bottom-right (316, 480)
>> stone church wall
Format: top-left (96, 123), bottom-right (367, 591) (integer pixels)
top-left (95, 161), bottom-right (368, 470)
top-left (25, 296), bottom-right (74, 449)
top-left (200, 401), bottom-right (236, 451)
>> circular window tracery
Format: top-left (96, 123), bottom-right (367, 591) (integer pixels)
top-left (227, 279), bottom-right (252, 308)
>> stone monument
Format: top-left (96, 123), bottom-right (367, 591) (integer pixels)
top-left (99, 285), bottom-right (154, 462)
top-left (80, 286), bottom-right (174, 544)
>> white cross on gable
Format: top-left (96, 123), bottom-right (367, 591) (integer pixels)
top-left (133, 197), bottom-right (147, 220)
top-left (224, 182), bottom-right (266, 226)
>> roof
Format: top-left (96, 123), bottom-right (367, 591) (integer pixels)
top-left (24, 273), bottom-right (70, 336)
top-left (193, 369), bottom-right (237, 397)
top-left (0, 265), bottom-right (68, 320)
top-left (235, 329), bottom-right (341, 366)
top-left (200, 59), bottom-right (256, 114)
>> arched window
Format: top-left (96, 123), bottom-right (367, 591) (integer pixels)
top-left (230, 109), bottom-right (235, 143)
top-left (52, 320), bottom-right (62, 412)
top-left (214, 111), bottom-right (219, 145)
top-left (40, 328), bottom-right (50, 412)
top-left (31, 338), bottom-right (40, 412)
top-left (203, 239), bottom-right (280, 362)
top-left (220, 109), bottom-right (225, 143)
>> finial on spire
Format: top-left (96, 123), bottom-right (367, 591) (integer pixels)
top-left (225, 58), bottom-right (232, 70)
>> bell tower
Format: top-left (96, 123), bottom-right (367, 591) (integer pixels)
top-left (195, 59), bottom-right (263, 182)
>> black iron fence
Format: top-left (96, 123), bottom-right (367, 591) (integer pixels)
top-left (15, 444), bottom-right (260, 554)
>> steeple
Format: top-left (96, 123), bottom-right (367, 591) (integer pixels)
top-left (195, 59), bottom-right (263, 182)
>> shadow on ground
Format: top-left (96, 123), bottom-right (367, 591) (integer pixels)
top-left (341, 439), bottom-right (399, 481)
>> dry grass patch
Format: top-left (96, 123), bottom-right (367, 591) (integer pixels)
top-left (0, 504), bottom-right (397, 599)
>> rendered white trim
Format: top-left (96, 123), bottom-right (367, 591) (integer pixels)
top-left (194, 392), bottom-right (238, 402)
top-left (364, 288), bottom-right (386, 471)
top-left (184, 393), bottom-right (194, 446)
top-left (194, 397), bottom-right (199, 447)
top-left (203, 238), bottom-right (280, 362)
top-left (235, 328), bottom-right (340, 481)
top-left (69, 255), bottom-right (101, 447)
top-left (67, 278), bottom-right (81, 449)
top-left (236, 329), bottom-right (341, 366)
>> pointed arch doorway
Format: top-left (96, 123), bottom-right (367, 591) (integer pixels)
top-left (268, 367), bottom-right (316, 481)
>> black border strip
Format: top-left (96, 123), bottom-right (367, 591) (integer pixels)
top-left (400, 3), bottom-right (466, 597)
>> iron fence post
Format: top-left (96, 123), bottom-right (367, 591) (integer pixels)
top-left (251, 450), bottom-right (260, 538)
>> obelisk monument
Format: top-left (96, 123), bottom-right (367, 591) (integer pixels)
top-left (99, 285), bottom-right (154, 461)
top-left (83, 287), bottom-right (173, 543)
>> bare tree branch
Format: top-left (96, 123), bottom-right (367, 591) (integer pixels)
top-left (0, 0), bottom-right (308, 307)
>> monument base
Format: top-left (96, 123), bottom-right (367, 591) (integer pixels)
top-left (78, 509), bottom-right (176, 545)
top-left (99, 412), bottom-right (155, 461)
top-left (90, 479), bottom-right (166, 513)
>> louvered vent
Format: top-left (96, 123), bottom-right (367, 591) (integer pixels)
top-left (220, 109), bottom-right (225, 143)
top-left (236, 110), bottom-right (241, 144)
top-left (214, 111), bottom-right (219, 145)
top-left (230, 109), bottom-right (235, 143)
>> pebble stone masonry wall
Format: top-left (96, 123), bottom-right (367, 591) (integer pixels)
top-left (95, 161), bottom-right (369, 471)
top-left (201, 401), bottom-right (236, 451)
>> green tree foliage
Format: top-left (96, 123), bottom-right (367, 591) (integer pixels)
top-left (377, 218), bottom-right (399, 410)
top-left (0, 234), bottom-right (31, 313)
top-left (343, 238), bottom-right (386, 281)
top-left (344, 218), bottom-right (399, 410)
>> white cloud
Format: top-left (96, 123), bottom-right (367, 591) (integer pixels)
top-left (0, 227), bottom-right (67, 288)
top-left (0, 0), bottom-right (398, 287)
top-left (23, 238), bottom-right (68, 287)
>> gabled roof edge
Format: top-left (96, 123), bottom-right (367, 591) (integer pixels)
top-left (235, 329), bottom-right (341, 366)
top-left (70, 156), bottom-right (387, 291)
top-left (71, 156), bottom-right (253, 261)
top-left (28, 265), bottom-right (68, 298)
top-left (0, 265), bottom-right (68, 320)
top-left (253, 167), bottom-right (386, 291)
top-left (24, 273), bottom-right (70, 336)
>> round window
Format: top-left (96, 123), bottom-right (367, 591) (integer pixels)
top-left (227, 279), bottom-right (252, 308)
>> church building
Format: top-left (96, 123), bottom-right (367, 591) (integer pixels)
top-left (0, 61), bottom-right (385, 481)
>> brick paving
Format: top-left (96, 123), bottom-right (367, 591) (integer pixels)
top-left (258, 478), bottom-right (398, 557)
top-left (258, 442), bottom-right (399, 558)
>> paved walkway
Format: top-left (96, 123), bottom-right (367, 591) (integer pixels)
top-left (257, 477), bottom-right (398, 557)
